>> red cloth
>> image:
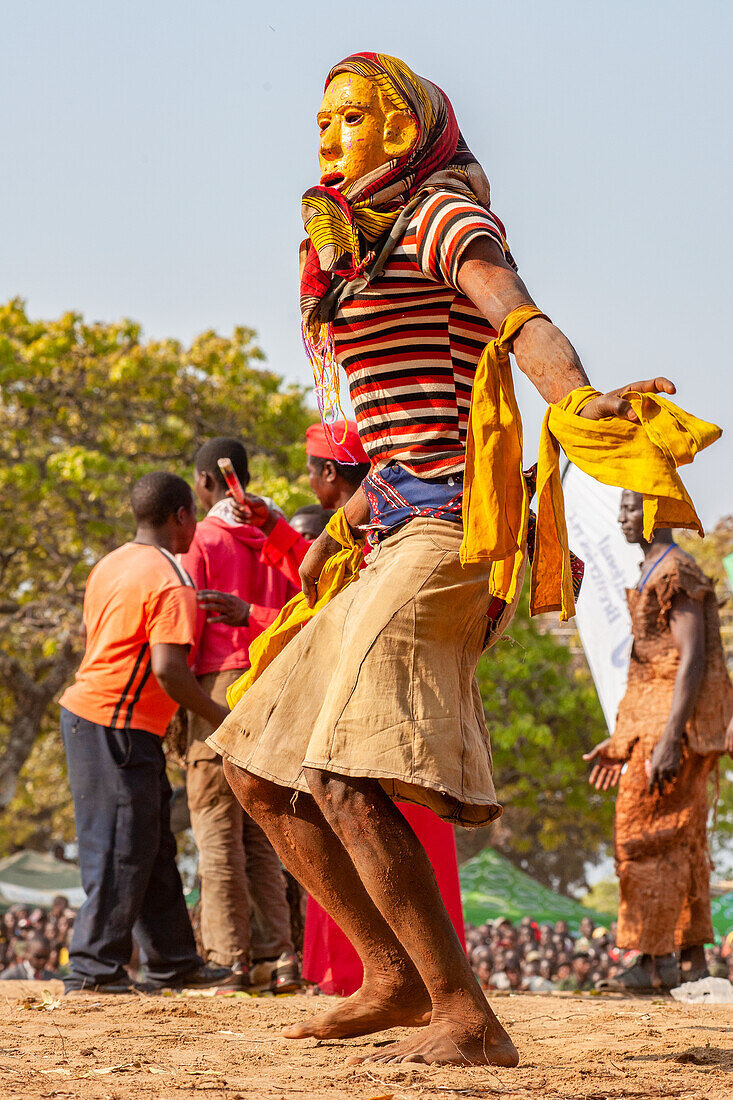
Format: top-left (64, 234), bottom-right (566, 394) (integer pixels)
top-left (302, 802), bottom-right (465, 996)
top-left (260, 516), bottom-right (312, 589)
top-left (306, 419), bottom-right (369, 465)
top-left (180, 516), bottom-right (299, 675)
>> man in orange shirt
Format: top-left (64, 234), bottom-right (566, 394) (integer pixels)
top-left (59, 472), bottom-right (233, 994)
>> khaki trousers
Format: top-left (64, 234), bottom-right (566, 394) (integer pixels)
top-left (187, 670), bottom-right (293, 968)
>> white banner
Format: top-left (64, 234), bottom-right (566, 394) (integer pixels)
top-left (563, 465), bottom-right (641, 732)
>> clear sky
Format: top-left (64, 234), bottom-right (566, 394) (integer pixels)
top-left (3, 0), bottom-right (731, 526)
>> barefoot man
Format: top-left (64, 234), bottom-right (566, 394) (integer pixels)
top-left (584, 492), bottom-right (733, 991)
top-left (207, 53), bottom-right (695, 1065)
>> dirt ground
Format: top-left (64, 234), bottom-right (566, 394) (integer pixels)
top-left (0, 981), bottom-right (730, 1100)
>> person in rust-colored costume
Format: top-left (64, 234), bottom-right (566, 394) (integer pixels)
top-left (585, 490), bottom-right (733, 990)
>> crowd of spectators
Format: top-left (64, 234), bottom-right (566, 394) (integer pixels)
top-left (0, 894), bottom-right (732, 990)
top-left (0, 896), bottom-right (74, 980)
top-left (467, 915), bottom-right (733, 992)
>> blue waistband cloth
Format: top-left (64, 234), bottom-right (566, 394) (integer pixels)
top-left (362, 462), bottom-right (585, 601)
top-left (363, 463), bottom-right (463, 541)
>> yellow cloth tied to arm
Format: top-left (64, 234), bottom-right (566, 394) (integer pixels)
top-left (460, 304), bottom-right (547, 603)
top-left (461, 305), bottom-right (722, 623)
top-left (533, 387), bottom-right (721, 619)
top-left (225, 508), bottom-right (364, 710)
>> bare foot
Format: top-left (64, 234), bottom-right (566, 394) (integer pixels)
top-left (282, 985), bottom-right (431, 1040)
top-left (347, 1015), bottom-right (519, 1067)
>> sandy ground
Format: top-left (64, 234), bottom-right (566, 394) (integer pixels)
top-left (0, 981), bottom-right (730, 1100)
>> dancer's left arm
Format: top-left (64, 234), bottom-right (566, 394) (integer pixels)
top-left (456, 237), bottom-right (676, 419)
top-left (646, 593), bottom-right (705, 794)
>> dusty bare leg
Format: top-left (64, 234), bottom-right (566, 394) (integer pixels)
top-left (222, 761), bottom-right (430, 1038)
top-left (304, 767), bottom-right (518, 1068)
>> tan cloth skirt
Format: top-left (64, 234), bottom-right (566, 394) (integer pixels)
top-left (207, 518), bottom-right (507, 828)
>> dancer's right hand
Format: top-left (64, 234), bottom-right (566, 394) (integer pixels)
top-left (300, 529), bottom-right (341, 607)
top-left (583, 739), bottom-right (624, 790)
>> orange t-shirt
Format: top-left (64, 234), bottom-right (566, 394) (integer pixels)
top-left (59, 542), bottom-right (197, 736)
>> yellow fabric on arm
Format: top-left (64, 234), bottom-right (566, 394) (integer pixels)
top-left (225, 509), bottom-right (364, 710)
top-left (533, 388), bottom-right (721, 621)
top-left (460, 304), bottom-right (549, 607)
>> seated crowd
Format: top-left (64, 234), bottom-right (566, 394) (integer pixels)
top-left (2, 894), bottom-right (731, 993)
top-left (0, 896), bottom-right (74, 980)
top-left (466, 915), bottom-right (733, 992)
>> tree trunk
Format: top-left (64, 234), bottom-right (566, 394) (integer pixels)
top-left (0, 642), bottom-right (76, 809)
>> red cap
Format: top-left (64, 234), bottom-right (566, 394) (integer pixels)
top-left (306, 420), bottom-right (369, 465)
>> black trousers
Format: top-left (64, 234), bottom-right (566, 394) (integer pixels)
top-left (61, 708), bottom-right (200, 985)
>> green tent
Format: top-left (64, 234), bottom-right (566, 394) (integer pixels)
top-left (0, 851), bottom-right (84, 909)
top-left (459, 847), bottom-right (733, 940)
top-left (459, 848), bottom-right (613, 930)
top-left (711, 891), bottom-right (733, 939)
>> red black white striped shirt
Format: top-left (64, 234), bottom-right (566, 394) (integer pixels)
top-left (334, 190), bottom-right (509, 478)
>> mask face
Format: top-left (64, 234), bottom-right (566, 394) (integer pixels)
top-left (317, 72), bottom-right (417, 197)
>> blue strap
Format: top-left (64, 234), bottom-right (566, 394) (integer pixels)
top-left (638, 543), bottom-right (675, 591)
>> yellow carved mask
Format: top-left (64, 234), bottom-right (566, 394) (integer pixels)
top-left (317, 72), bottom-right (418, 197)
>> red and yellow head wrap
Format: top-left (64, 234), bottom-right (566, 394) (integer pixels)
top-left (300, 52), bottom-right (500, 457)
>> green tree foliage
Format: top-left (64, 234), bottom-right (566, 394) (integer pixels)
top-left (473, 591), bottom-right (614, 896)
top-left (678, 517), bottom-right (733, 603)
top-left (581, 877), bottom-right (619, 914)
top-left (0, 298), bottom-right (314, 851)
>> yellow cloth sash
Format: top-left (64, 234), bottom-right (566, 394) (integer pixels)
top-left (460, 304), bottom-right (548, 604)
top-left (533, 386), bottom-right (721, 619)
top-left (461, 304), bottom-right (721, 622)
top-left (225, 509), bottom-right (364, 710)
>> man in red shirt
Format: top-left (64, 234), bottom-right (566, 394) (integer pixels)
top-left (180, 438), bottom-right (305, 992)
top-left (60, 472), bottom-right (231, 994)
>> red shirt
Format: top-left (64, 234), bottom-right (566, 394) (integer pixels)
top-left (260, 517), bottom-right (311, 589)
top-left (180, 515), bottom-right (307, 676)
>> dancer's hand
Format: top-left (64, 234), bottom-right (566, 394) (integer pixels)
top-left (583, 739), bottom-right (624, 790)
top-left (579, 377), bottom-right (676, 423)
top-left (646, 734), bottom-right (682, 795)
top-left (300, 530), bottom-right (341, 608)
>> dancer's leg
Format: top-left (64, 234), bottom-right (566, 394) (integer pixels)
top-left (223, 761), bottom-right (430, 1038)
top-left (304, 768), bottom-right (518, 1067)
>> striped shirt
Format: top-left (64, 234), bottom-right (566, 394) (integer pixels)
top-left (59, 542), bottom-right (197, 737)
top-left (334, 190), bottom-right (509, 478)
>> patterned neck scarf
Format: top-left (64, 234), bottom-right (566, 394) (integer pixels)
top-left (300, 52), bottom-right (493, 333)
